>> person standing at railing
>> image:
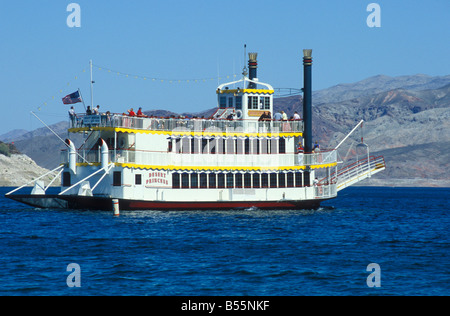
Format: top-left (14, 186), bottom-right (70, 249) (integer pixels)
top-left (293, 111), bottom-right (301, 132)
top-left (313, 141), bottom-right (322, 163)
top-left (69, 106), bottom-right (77, 127)
top-left (297, 142), bottom-right (304, 165)
top-left (137, 107), bottom-right (146, 117)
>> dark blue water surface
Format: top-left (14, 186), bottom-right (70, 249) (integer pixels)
top-left (0, 186), bottom-right (448, 296)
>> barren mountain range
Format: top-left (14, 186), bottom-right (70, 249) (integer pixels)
top-left (1, 73), bottom-right (449, 187)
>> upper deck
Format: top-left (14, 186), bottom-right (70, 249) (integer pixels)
top-left (69, 113), bottom-right (303, 136)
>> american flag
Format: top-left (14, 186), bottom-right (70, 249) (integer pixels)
top-left (62, 91), bottom-right (82, 104)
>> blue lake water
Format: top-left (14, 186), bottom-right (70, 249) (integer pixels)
top-left (0, 186), bottom-right (448, 296)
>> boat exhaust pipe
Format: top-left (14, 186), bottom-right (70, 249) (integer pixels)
top-left (248, 52), bottom-right (258, 89)
top-left (66, 139), bottom-right (77, 175)
top-left (100, 139), bottom-right (109, 171)
top-left (302, 49), bottom-right (313, 153)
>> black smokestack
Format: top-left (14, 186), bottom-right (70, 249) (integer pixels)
top-left (302, 49), bottom-right (313, 153)
top-left (248, 52), bottom-right (257, 89)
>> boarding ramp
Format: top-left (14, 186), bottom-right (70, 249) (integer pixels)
top-left (320, 155), bottom-right (386, 192)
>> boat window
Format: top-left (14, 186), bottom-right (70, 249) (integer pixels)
top-left (279, 138), bottom-right (286, 154)
top-left (175, 138), bottom-right (181, 153)
top-left (208, 173), bottom-right (216, 188)
top-left (172, 173), bottom-right (180, 189)
top-left (235, 173), bottom-right (243, 188)
top-left (62, 172), bottom-right (71, 187)
top-left (244, 173), bottom-right (252, 188)
top-left (202, 139), bottom-right (208, 154)
top-left (190, 138), bottom-right (197, 154)
top-left (304, 171), bottom-right (311, 186)
top-left (209, 138), bottom-right (216, 154)
top-left (226, 138), bottom-right (235, 154)
top-left (182, 138), bottom-right (190, 154)
top-left (244, 138), bottom-right (250, 155)
top-left (218, 138), bottom-right (226, 154)
top-left (270, 139), bottom-right (278, 154)
top-left (278, 173), bottom-right (286, 188)
top-left (270, 173), bottom-right (277, 188)
top-left (228, 97), bottom-right (234, 107)
top-left (261, 173), bottom-right (269, 188)
top-left (261, 138), bottom-right (268, 154)
top-left (200, 173), bottom-right (207, 188)
top-left (113, 171), bottom-right (122, 186)
top-left (220, 96), bottom-right (227, 108)
top-left (217, 173), bottom-right (225, 188)
top-left (295, 172), bottom-right (303, 187)
top-left (248, 96), bottom-right (259, 110)
top-left (235, 96), bottom-right (242, 110)
top-left (252, 174), bottom-right (260, 188)
top-left (135, 174), bottom-right (142, 185)
top-left (191, 173), bottom-right (198, 189)
top-left (226, 173), bottom-right (234, 188)
top-left (181, 173), bottom-right (189, 188)
top-left (263, 96), bottom-right (270, 109)
top-left (286, 172), bottom-right (294, 188)
top-left (252, 139), bottom-right (260, 155)
top-left (235, 139), bottom-right (243, 154)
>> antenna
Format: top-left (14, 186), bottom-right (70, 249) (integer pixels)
top-left (242, 44), bottom-right (248, 78)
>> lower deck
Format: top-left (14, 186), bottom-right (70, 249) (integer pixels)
top-left (7, 193), bottom-right (327, 211)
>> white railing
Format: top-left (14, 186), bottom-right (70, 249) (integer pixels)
top-left (314, 183), bottom-right (337, 199)
top-left (319, 155), bottom-right (386, 191)
top-left (61, 149), bottom-right (337, 169)
top-left (70, 114), bottom-right (303, 134)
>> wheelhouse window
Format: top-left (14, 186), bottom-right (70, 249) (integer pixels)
top-left (228, 97), bottom-right (234, 107)
top-left (220, 96), bottom-right (227, 108)
top-left (235, 96), bottom-right (242, 110)
top-left (248, 96), bottom-right (258, 109)
top-left (262, 96), bottom-right (270, 110)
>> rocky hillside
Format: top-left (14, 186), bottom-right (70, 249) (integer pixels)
top-left (272, 76), bottom-right (450, 187)
top-left (0, 141), bottom-right (58, 187)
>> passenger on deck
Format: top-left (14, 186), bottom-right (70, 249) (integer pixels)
top-left (68, 106), bottom-right (77, 127)
top-left (137, 107), bottom-right (146, 117)
top-left (127, 108), bottom-right (136, 116)
top-left (297, 142), bottom-right (304, 165)
top-left (258, 111), bottom-right (269, 121)
top-left (293, 111), bottom-right (301, 120)
top-left (86, 106), bottom-right (92, 115)
top-left (273, 111), bottom-right (282, 121)
top-left (93, 105), bottom-right (100, 115)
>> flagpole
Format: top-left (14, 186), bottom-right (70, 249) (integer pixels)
top-left (90, 59), bottom-right (94, 108)
top-left (78, 88), bottom-right (86, 112)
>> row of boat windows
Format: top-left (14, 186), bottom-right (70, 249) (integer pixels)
top-left (169, 137), bottom-right (288, 154)
top-left (219, 95), bottom-right (271, 110)
top-left (172, 171), bottom-right (310, 189)
top-left (62, 171), bottom-right (311, 188)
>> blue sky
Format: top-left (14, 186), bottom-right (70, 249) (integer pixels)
top-left (0, 0), bottom-right (449, 135)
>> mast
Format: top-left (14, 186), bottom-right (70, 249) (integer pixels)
top-left (90, 59), bottom-right (94, 108)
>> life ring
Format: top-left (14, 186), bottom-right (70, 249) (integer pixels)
top-left (236, 110), bottom-right (243, 119)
